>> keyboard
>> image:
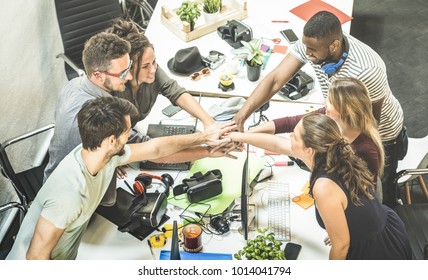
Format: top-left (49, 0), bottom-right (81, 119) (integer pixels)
top-left (140, 124), bottom-right (195, 171)
top-left (267, 180), bottom-right (291, 241)
top-left (139, 160), bottom-right (190, 171)
top-left (164, 126), bottom-right (189, 136)
top-left (146, 124), bottom-right (195, 138)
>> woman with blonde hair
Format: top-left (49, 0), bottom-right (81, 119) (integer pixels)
top-left (247, 77), bottom-right (383, 187)
top-left (227, 114), bottom-right (412, 260)
top-left (326, 77), bottom-right (384, 180)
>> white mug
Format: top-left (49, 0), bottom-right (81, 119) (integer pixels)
top-left (225, 59), bottom-right (239, 75)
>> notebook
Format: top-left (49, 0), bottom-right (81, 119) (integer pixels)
top-left (139, 124), bottom-right (196, 170)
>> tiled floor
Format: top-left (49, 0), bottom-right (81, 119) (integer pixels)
top-left (351, 0), bottom-right (428, 139)
top-left (351, 0), bottom-right (428, 203)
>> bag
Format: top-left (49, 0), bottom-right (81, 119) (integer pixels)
top-left (396, 126), bottom-right (409, 160)
top-left (173, 169), bottom-right (223, 203)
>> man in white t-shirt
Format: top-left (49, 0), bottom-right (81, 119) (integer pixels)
top-left (7, 96), bottom-right (235, 260)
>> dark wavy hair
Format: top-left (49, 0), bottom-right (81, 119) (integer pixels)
top-left (106, 19), bottom-right (154, 86)
top-left (78, 96), bottom-right (138, 151)
top-left (302, 114), bottom-right (375, 205)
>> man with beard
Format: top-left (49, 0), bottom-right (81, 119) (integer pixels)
top-left (233, 11), bottom-right (404, 207)
top-left (43, 32), bottom-right (134, 182)
top-left (7, 97), bottom-right (236, 260)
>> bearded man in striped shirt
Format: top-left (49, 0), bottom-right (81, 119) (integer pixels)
top-left (233, 11), bottom-right (405, 207)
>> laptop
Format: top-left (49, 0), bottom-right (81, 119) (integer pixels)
top-left (139, 123), bottom-right (197, 171)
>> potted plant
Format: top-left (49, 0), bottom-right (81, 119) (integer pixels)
top-left (176, 1), bottom-right (201, 31)
top-left (202, 0), bottom-right (222, 23)
top-left (234, 228), bottom-right (285, 260)
top-left (233, 39), bottom-right (265, 81)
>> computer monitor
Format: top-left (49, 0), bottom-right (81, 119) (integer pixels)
top-left (170, 220), bottom-right (181, 260)
top-left (240, 144), bottom-right (250, 240)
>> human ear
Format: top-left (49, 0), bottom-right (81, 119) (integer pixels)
top-left (330, 39), bottom-right (340, 53)
top-left (93, 71), bottom-right (104, 81)
top-left (305, 146), bottom-right (315, 158)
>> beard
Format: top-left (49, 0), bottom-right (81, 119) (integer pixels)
top-left (105, 143), bottom-right (126, 162)
top-left (103, 77), bottom-right (126, 93)
top-left (318, 51), bottom-right (336, 66)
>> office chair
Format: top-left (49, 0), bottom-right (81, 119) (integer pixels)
top-left (396, 134), bottom-right (428, 204)
top-left (394, 168), bottom-right (428, 260)
top-left (0, 123), bottom-right (55, 258)
top-left (120, 0), bottom-right (155, 31)
top-left (54, 0), bottom-right (124, 80)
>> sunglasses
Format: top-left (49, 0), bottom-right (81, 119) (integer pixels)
top-left (189, 67), bottom-right (211, 81)
top-left (98, 60), bottom-right (133, 80)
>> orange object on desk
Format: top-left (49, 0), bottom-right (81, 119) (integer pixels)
top-left (272, 45), bottom-right (288, 54)
top-left (292, 181), bottom-right (314, 210)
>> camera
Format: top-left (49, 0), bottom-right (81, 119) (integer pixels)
top-left (203, 50), bottom-right (225, 70)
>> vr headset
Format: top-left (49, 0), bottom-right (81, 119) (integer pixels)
top-left (278, 70), bottom-right (314, 100)
top-left (217, 19), bottom-right (253, 49)
top-left (122, 192), bottom-right (167, 230)
top-left (118, 173), bottom-right (173, 232)
top-left (173, 169), bottom-right (223, 203)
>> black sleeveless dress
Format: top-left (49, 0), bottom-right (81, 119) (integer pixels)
top-left (314, 172), bottom-right (413, 260)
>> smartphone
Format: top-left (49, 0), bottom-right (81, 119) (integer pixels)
top-left (284, 242), bottom-right (302, 260)
top-left (162, 104), bottom-right (182, 117)
top-left (280, 29), bottom-right (299, 44)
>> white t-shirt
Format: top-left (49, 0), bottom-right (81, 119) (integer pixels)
top-left (7, 144), bottom-right (131, 260)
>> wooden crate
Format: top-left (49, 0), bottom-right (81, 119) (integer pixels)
top-left (161, 0), bottom-right (248, 42)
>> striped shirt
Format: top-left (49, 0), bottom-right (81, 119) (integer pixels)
top-left (291, 33), bottom-right (403, 141)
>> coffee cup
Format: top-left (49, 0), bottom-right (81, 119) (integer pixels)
top-left (182, 223), bottom-right (203, 252)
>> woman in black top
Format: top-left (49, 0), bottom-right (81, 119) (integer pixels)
top-left (228, 113), bottom-right (412, 259)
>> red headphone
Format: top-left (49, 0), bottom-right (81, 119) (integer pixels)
top-left (133, 172), bottom-right (174, 196)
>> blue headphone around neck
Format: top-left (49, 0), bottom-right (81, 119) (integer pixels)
top-left (321, 36), bottom-right (349, 75)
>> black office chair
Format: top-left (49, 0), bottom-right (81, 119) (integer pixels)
top-left (0, 123), bottom-right (55, 258)
top-left (394, 168), bottom-right (428, 260)
top-left (54, 0), bottom-right (124, 80)
top-left (121, 0), bottom-right (156, 31)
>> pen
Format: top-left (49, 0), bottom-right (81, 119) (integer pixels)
top-left (272, 20), bottom-right (289, 23)
top-left (124, 180), bottom-right (135, 195)
top-left (147, 239), bottom-right (156, 260)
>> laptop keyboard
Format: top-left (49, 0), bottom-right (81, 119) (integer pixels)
top-left (164, 126), bottom-right (189, 136)
top-left (139, 161), bottom-right (190, 171)
top-left (140, 124), bottom-right (195, 171)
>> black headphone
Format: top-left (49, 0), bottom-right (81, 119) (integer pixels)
top-left (321, 36), bottom-right (349, 75)
top-left (210, 216), bottom-right (230, 234)
top-left (133, 172), bottom-right (174, 197)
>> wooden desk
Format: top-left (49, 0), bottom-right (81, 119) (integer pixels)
top-left (145, 0), bottom-right (353, 104)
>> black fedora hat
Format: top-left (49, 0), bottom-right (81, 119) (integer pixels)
top-left (167, 46), bottom-right (206, 76)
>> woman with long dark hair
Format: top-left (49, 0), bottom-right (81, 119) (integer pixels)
top-left (228, 114), bottom-right (412, 259)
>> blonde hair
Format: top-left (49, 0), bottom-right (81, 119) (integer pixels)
top-left (328, 77), bottom-right (384, 177)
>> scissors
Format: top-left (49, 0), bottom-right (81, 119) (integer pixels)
top-left (261, 37), bottom-right (281, 44)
